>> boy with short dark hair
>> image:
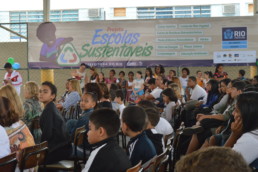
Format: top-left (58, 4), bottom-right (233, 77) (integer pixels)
top-left (114, 89), bottom-right (126, 118)
top-left (121, 106), bottom-right (157, 166)
top-left (144, 108), bottom-right (164, 155)
top-left (82, 108), bottom-right (131, 172)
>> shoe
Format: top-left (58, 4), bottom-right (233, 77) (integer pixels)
top-left (181, 125), bottom-right (204, 136)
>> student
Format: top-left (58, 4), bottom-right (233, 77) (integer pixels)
top-left (84, 83), bottom-right (102, 101)
top-left (238, 69), bottom-right (246, 80)
top-left (176, 146), bottom-right (251, 172)
top-left (179, 67), bottom-right (190, 90)
top-left (117, 71), bottom-right (127, 99)
top-left (184, 76), bottom-right (207, 112)
top-left (144, 67), bottom-right (154, 85)
top-left (213, 64), bottom-right (228, 81)
top-left (161, 88), bottom-right (178, 122)
top-left (105, 69), bottom-right (117, 88)
top-left (114, 89), bottom-right (126, 119)
top-left (203, 71), bottom-right (213, 88)
top-left (154, 64), bottom-right (165, 78)
top-left (82, 108), bottom-right (131, 172)
top-left (0, 124), bottom-right (10, 158)
top-left (98, 83), bottom-right (112, 109)
top-left (167, 69), bottom-right (176, 81)
top-left (224, 92), bottom-right (258, 165)
top-left (132, 71), bottom-right (144, 99)
top-left (252, 75), bottom-right (258, 85)
top-left (66, 92), bottom-right (98, 139)
top-left (144, 76), bottom-right (163, 101)
top-left (145, 108), bottom-right (164, 155)
top-left (71, 63), bottom-right (88, 91)
top-left (210, 78), bottom-right (231, 114)
top-left (39, 81), bottom-right (72, 164)
top-left (138, 100), bottom-right (174, 136)
top-left (126, 71), bottom-right (134, 102)
top-left (98, 72), bottom-right (106, 83)
top-left (196, 70), bottom-right (204, 87)
top-left (3, 62), bottom-right (23, 95)
top-left (122, 106), bottom-right (157, 166)
top-left (89, 66), bottom-right (99, 83)
top-left (23, 81), bottom-right (42, 144)
top-left (186, 81), bottom-right (245, 154)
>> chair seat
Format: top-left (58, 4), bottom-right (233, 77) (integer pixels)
top-left (44, 160), bottom-right (74, 169)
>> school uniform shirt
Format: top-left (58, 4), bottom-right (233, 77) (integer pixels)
top-left (145, 129), bottom-right (163, 155)
top-left (179, 76), bottom-right (188, 89)
top-left (162, 101), bottom-right (177, 122)
top-left (40, 101), bottom-right (70, 152)
top-left (190, 84), bottom-right (208, 104)
top-left (0, 125), bottom-right (11, 158)
top-left (150, 87), bottom-right (163, 99)
top-left (4, 70), bottom-right (22, 95)
top-left (127, 131), bottom-right (157, 166)
top-left (155, 117), bottom-right (174, 136)
top-left (233, 129), bottom-right (258, 164)
top-left (82, 137), bottom-right (131, 172)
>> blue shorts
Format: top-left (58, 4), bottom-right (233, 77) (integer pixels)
top-left (133, 88), bottom-right (144, 96)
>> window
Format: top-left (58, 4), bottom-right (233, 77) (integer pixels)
top-left (137, 5), bottom-right (211, 19)
top-left (248, 4), bottom-right (254, 13)
top-left (114, 8), bottom-right (126, 17)
top-left (9, 10), bottom-right (79, 40)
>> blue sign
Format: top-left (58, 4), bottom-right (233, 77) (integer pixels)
top-left (222, 27), bottom-right (247, 49)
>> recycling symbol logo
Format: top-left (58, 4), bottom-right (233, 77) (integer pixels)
top-left (57, 43), bottom-right (81, 66)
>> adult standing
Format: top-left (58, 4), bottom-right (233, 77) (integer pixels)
top-left (3, 62), bottom-right (22, 95)
top-left (71, 63), bottom-right (88, 92)
top-left (213, 64), bottom-right (228, 81)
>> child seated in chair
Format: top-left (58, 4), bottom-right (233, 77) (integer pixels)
top-left (121, 106), bottom-right (157, 166)
top-left (144, 108), bottom-right (164, 155)
top-left (66, 92), bottom-right (98, 139)
top-left (82, 108), bottom-right (131, 172)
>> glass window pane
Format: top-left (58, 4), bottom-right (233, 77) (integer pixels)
top-left (175, 6), bottom-right (191, 10)
top-left (156, 11), bottom-right (173, 15)
top-left (156, 7), bottom-right (172, 10)
top-left (175, 11), bottom-right (191, 14)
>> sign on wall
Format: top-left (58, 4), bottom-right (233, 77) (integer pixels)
top-left (28, 16), bottom-right (258, 69)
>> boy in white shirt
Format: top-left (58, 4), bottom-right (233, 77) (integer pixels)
top-left (114, 89), bottom-right (126, 119)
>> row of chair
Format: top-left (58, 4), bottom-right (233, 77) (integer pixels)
top-left (0, 126), bottom-right (87, 172)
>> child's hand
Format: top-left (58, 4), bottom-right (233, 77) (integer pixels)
top-left (196, 113), bottom-right (205, 121)
top-left (231, 116), bottom-right (243, 137)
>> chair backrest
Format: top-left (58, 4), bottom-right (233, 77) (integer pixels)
top-left (152, 150), bottom-right (167, 172)
top-left (73, 126), bottom-right (86, 146)
top-left (0, 152), bottom-right (17, 172)
top-left (164, 133), bottom-right (173, 147)
top-left (126, 161), bottom-right (142, 172)
top-left (19, 141), bottom-right (48, 171)
top-left (156, 155), bottom-right (169, 172)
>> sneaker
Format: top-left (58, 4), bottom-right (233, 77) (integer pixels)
top-left (181, 125), bottom-right (204, 136)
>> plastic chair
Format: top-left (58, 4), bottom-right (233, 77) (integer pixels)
top-left (19, 141), bottom-right (48, 172)
top-left (126, 161), bottom-right (142, 172)
top-left (0, 152), bottom-right (17, 172)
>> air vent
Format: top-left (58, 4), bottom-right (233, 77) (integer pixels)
top-left (88, 9), bottom-right (101, 17)
top-left (223, 5), bottom-right (236, 14)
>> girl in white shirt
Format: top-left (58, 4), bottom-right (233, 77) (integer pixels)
top-left (161, 88), bottom-right (178, 122)
top-left (0, 125), bottom-right (10, 158)
top-left (224, 92), bottom-right (258, 165)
